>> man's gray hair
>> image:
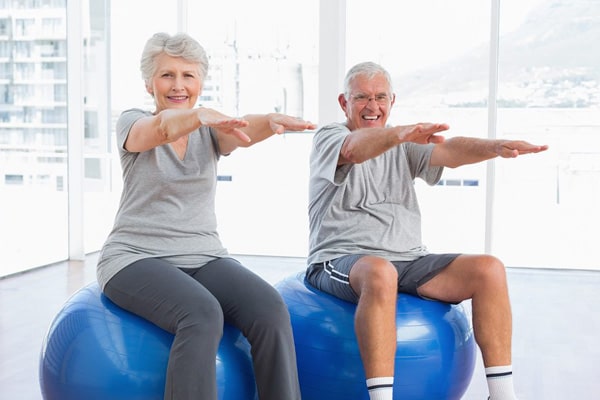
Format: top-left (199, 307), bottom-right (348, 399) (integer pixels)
top-left (343, 61), bottom-right (393, 98)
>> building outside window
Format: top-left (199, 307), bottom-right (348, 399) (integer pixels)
top-left (0, 1), bottom-right (69, 275)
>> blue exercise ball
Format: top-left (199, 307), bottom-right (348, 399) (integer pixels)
top-left (39, 282), bottom-right (257, 400)
top-left (275, 273), bottom-right (476, 400)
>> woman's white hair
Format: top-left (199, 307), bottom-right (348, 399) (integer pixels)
top-left (140, 32), bottom-right (209, 86)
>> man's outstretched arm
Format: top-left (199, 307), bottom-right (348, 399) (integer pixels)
top-left (429, 136), bottom-right (548, 168)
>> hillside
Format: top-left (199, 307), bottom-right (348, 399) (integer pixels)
top-left (396, 0), bottom-right (600, 107)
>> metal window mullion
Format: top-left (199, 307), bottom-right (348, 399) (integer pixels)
top-left (485, 0), bottom-right (501, 254)
top-left (177, 0), bottom-right (188, 33)
top-left (318, 0), bottom-right (346, 125)
top-left (67, 0), bottom-right (85, 260)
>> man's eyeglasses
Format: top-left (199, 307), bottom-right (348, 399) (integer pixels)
top-left (349, 93), bottom-right (391, 105)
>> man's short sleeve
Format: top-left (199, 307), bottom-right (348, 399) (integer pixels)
top-left (310, 123), bottom-right (351, 185)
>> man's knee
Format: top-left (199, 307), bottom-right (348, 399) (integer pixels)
top-left (479, 255), bottom-right (507, 283)
top-left (351, 256), bottom-right (398, 297)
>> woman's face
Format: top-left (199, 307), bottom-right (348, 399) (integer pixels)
top-left (146, 53), bottom-right (203, 113)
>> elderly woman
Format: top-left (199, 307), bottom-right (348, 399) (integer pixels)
top-left (97, 32), bottom-right (314, 400)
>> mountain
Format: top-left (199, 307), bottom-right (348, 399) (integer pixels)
top-left (396, 0), bottom-right (600, 108)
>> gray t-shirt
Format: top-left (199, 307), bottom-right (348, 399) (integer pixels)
top-left (96, 109), bottom-right (228, 289)
top-left (307, 122), bottom-right (444, 265)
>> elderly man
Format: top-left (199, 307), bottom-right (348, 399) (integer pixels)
top-left (306, 61), bottom-right (548, 400)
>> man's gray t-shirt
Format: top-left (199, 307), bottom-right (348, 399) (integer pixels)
top-left (97, 109), bottom-right (228, 289)
top-left (307, 122), bottom-right (444, 265)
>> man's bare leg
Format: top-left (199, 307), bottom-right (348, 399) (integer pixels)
top-left (350, 256), bottom-right (398, 399)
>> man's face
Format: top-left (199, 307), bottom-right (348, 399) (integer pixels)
top-left (339, 73), bottom-right (395, 131)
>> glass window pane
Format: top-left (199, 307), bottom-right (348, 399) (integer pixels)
top-left (186, 0), bottom-right (319, 257)
top-left (110, 0), bottom-right (178, 112)
top-left (495, 0), bottom-right (600, 270)
top-left (83, 0), bottom-right (114, 252)
top-left (186, 0), bottom-right (319, 121)
top-left (0, 0), bottom-right (68, 276)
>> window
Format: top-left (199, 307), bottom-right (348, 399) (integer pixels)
top-left (186, 0), bottom-right (319, 256)
top-left (343, 0), bottom-right (600, 271)
top-left (494, 0), bottom-right (600, 270)
top-left (0, 1), bottom-right (68, 276)
top-left (186, 0), bottom-right (319, 121)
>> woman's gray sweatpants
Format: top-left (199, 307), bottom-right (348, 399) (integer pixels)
top-left (103, 257), bottom-right (301, 400)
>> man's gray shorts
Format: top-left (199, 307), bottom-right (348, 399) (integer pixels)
top-left (306, 253), bottom-right (460, 304)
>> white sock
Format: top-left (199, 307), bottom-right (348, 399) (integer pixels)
top-left (366, 377), bottom-right (394, 400)
top-left (486, 365), bottom-right (518, 400)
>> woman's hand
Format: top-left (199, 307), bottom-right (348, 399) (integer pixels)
top-left (267, 114), bottom-right (317, 134)
top-left (216, 112), bottom-right (316, 154)
top-left (197, 107), bottom-right (251, 143)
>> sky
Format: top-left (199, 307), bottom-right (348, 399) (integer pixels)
top-left (345, 0), bottom-right (546, 75)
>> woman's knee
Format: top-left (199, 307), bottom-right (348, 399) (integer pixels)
top-left (192, 294), bottom-right (223, 321)
top-left (178, 295), bottom-right (224, 336)
top-left (250, 287), bottom-right (291, 329)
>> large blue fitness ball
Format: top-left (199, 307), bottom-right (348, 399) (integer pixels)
top-left (39, 282), bottom-right (257, 400)
top-left (275, 273), bottom-right (476, 400)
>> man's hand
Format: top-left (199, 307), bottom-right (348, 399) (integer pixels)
top-left (495, 140), bottom-right (549, 158)
top-left (396, 123), bottom-right (449, 144)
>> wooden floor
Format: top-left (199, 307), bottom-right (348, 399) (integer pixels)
top-left (1, 253), bottom-right (599, 399)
